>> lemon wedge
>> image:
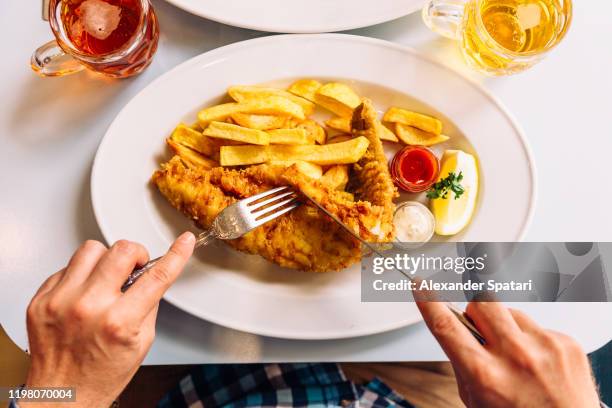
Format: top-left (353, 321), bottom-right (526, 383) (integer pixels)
top-left (430, 150), bottom-right (479, 236)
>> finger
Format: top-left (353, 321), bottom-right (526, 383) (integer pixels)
top-left (465, 301), bottom-right (522, 345)
top-left (119, 232), bottom-right (195, 321)
top-left (508, 308), bottom-right (542, 334)
top-left (87, 240), bottom-right (149, 292)
top-left (33, 269), bottom-right (66, 299)
top-left (59, 240), bottom-right (108, 288)
top-left (416, 297), bottom-right (485, 368)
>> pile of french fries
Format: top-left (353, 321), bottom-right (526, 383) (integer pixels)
top-left (165, 79), bottom-right (450, 194)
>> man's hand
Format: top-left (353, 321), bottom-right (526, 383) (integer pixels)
top-left (416, 299), bottom-right (600, 408)
top-left (22, 233), bottom-right (196, 408)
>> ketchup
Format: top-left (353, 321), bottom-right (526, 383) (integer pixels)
top-left (390, 146), bottom-right (439, 193)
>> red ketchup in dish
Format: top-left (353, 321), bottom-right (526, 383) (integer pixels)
top-left (390, 146), bottom-right (439, 193)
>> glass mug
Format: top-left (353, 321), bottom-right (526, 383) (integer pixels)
top-left (32, 0), bottom-right (159, 78)
top-left (422, 0), bottom-right (572, 75)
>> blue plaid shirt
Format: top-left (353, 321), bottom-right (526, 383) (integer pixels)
top-left (157, 363), bottom-right (414, 407)
top-left (9, 362), bottom-right (609, 407)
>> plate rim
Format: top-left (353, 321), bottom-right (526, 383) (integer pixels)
top-left (91, 33), bottom-right (537, 340)
top-left (162, 0), bottom-right (421, 33)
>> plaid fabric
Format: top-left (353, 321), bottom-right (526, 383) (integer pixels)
top-left (157, 363), bottom-right (415, 408)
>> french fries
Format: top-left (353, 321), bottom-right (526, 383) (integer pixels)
top-left (197, 103), bottom-right (242, 125)
top-left (235, 96), bottom-right (304, 119)
top-left (169, 124), bottom-right (218, 158)
top-left (320, 165), bottom-right (349, 190)
top-left (167, 139), bottom-right (218, 169)
top-left (228, 85), bottom-right (315, 116)
top-left (203, 121), bottom-right (270, 145)
top-left (379, 122), bottom-right (399, 142)
top-left (325, 116), bottom-right (351, 133)
top-left (188, 122), bottom-right (203, 131)
top-left (230, 113), bottom-right (287, 130)
top-left (394, 123), bottom-right (449, 146)
top-left (383, 107), bottom-right (443, 135)
top-left (325, 117), bottom-right (398, 143)
top-left (220, 136), bottom-right (370, 166)
top-left (288, 118), bottom-right (326, 144)
top-left (287, 79), bottom-right (322, 102)
top-left (326, 134), bottom-right (352, 144)
top-left (268, 128), bottom-right (312, 145)
top-left (269, 160), bottom-right (323, 179)
top-left (198, 96), bottom-right (305, 126)
top-left (314, 83), bottom-right (361, 117)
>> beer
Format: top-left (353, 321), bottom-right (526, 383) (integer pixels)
top-left (461, 0), bottom-right (571, 74)
top-left (34, 0), bottom-right (160, 77)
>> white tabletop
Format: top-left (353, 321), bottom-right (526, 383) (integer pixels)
top-left (1, 0), bottom-right (611, 364)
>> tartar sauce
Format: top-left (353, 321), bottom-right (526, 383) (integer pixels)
top-left (393, 201), bottom-right (435, 244)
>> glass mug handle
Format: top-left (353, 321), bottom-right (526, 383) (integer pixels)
top-left (422, 0), bottom-right (469, 40)
top-left (31, 40), bottom-right (85, 77)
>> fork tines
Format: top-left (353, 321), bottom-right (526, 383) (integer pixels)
top-left (243, 186), bottom-right (299, 226)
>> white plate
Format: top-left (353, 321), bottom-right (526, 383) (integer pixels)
top-left (91, 34), bottom-right (536, 340)
top-left (163, 0), bottom-right (423, 33)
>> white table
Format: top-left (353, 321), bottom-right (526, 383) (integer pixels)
top-left (1, 0), bottom-right (611, 364)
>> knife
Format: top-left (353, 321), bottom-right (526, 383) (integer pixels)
top-left (301, 190), bottom-right (485, 344)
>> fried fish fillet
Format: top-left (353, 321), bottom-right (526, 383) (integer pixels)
top-left (152, 99), bottom-right (396, 272)
top-left (350, 99), bottom-right (399, 240)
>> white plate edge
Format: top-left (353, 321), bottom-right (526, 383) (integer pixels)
top-left (162, 0), bottom-right (422, 33)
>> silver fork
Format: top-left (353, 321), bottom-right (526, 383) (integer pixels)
top-left (121, 186), bottom-right (299, 292)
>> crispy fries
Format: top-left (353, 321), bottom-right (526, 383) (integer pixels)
top-left (228, 85), bottom-right (315, 116)
top-left (383, 107), bottom-right (443, 135)
top-left (326, 117), bottom-right (397, 142)
top-left (288, 118), bottom-right (326, 144)
top-left (197, 103), bottom-right (242, 125)
top-left (325, 116), bottom-right (351, 133)
top-left (176, 82), bottom-right (450, 182)
top-left (203, 121), bottom-right (270, 145)
top-left (287, 79), bottom-right (322, 102)
top-left (230, 113), bottom-right (287, 130)
top-left (394, 123), bottom-right (449, 146)
top-left (268, 128), bottom-right (312, 145)
top-left (188, 122), bottom-right (203, 131)
top-left (379, 122), bottom-right (399, 142)
top-left (167, 139), bottom-right (218, 169)
top-left (326, 134), bottom-right (352, 144)
top-left (220, 136), bottom-right (370, 166)
top-left (169, 124), bottom-right (219, 158)
top-left (314, 83), bottom-right (361, 117)
top-left (269, 160), bottom-right (323, 179)
top-left (198, 96), bottom-right (305, 126)
top-left (320, 165), bottom-right (349, 190)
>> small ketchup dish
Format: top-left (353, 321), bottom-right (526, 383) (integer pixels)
top-left (390, 145), bottom-right (440, 193)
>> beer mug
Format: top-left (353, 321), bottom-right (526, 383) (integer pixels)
top-left (32, 0), bottom-right (159, 78)
top-left (422, 0), bottom-right (572, 75)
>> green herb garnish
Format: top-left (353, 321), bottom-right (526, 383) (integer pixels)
top-left (426, 171), bottom-right (464, 200)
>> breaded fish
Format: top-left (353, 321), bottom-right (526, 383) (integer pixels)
top-left (152, 99), bottom-right (396, 272)
top-left (350, 99), bottom-right (398, 241)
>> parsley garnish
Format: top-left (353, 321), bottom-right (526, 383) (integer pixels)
top-left (426, 171), bottom-right (464, 200)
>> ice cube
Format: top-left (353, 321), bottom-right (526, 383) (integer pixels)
top-left (77, 0), bottom-right (121, 40)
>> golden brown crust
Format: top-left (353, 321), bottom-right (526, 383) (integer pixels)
top-left (152, 158), bottom-right (386, 272)
top-left (350, 99), bottom-right (398, 241)
top-left (151, 99), bottom-right (397, 272)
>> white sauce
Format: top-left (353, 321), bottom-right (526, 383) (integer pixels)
top-left (394, 203), bottom-right (435, 243)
